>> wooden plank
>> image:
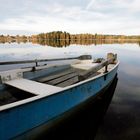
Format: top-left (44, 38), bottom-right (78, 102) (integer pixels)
top-left (37, 68), bottom-right (75, 83)
top-left (56, 76), bottom-right (79, 87)
top-left (5, 78), bottom-right (62, 95)
top-left (47, 72), bottom-right (78, 85)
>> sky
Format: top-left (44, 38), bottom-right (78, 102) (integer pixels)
top-left (0, 0), bottom-right (140, 35)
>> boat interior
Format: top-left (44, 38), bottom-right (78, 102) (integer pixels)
top-left (0, 54), bottom-right (117, 106)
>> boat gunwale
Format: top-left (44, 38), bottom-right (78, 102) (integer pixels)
top-left (0, 61), bottom-right (120, 111)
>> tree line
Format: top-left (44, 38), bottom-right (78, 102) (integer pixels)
top-left (31, 31), bottom-right (140, 40)
top-left (0, 31), bottom-right (140, 45)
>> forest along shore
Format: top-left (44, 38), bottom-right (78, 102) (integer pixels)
top-left (0, 31), bottom-right (140, 46)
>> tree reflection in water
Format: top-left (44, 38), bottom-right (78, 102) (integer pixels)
top-left (31, 39), bottom-right (140, 47)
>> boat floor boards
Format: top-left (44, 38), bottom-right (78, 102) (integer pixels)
top-left (5, 78), bottom-right (62, 96)
top-left (36, 67), bottom-right (85, 87)
top-left (37, 68), bottom-right (83, 83)
top-left (36, 64), bottom-right (110, 87)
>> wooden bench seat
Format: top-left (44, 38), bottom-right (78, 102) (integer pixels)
top-left (5, 78), bottom-right (62, 95)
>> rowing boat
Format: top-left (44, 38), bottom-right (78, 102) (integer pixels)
top-left (0, 53), bottom-right (119, 140)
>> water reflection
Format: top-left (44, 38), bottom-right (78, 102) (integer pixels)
top-left (32, 39), bottom-right (140, 47)
top-left (0, 42), bottom-right (140, 139)
top-left (23, 75), bottom-right (118, 140)
top-left (96, 77), bottom-right (140, 140)
top-left (1, 39), bottom-right (140, 47)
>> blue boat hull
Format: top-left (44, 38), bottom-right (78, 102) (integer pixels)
top-left (16, 74), bottom-right (118, 140)
top-left (0, 64), bottom-right (118, 140)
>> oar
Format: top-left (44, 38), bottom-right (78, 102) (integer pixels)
top-left (0, 55), bottom-right (92, 66)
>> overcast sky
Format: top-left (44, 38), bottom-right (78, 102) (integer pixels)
top-left (0, 0), bottom-right (140, 35)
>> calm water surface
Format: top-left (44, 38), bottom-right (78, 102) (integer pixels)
top-left (0, 42), bottom-right (140, 139)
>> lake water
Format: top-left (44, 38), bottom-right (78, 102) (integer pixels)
top-left (0, 42), bottom-right (140, 139)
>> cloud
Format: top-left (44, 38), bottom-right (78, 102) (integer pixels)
top-left (86, 0), bottom-right (140, 13)
top-left (0, 0), bottom-right (140, 35)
